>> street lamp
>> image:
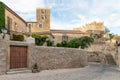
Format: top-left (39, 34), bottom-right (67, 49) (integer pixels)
top-left (1, 28), bottom-right (7, 39)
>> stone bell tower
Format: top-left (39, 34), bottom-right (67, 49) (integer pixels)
top-left (36, 8), bottom-right (50, 32)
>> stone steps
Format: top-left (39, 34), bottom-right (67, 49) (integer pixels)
top-left (7, 68), bottom-right (32, 75)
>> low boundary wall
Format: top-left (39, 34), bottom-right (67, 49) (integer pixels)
top-left (28, 46), bottom-right (88, 70)
top-left (0, 40), bottom-right (88, 74)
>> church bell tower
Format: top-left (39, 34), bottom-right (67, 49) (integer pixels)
top-left (36, 8), bottom-right (50, 32)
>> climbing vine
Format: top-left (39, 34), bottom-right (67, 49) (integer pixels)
top-left (32, 34), bottom-right (48, 46)
top-left (0, 2), bottom-right (5, 33)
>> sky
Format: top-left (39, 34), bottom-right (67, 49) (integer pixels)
top-left (1, 0), bottom-right (120, 35)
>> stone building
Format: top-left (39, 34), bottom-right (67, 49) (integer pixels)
top-left (27, 8), bottom-right (50, 32)
top-left (0, 2), bottom-right (28, 39)
top-left (33, 30), bottom-right (89, 44)
top-left (50, 30), bottom-right (89, 44)
top-left (27, 8), bottom-right (89, 43)
top-left (0, 2), bottom-right (89, 43)
top-left (73, 21), bottom-right (104, 34)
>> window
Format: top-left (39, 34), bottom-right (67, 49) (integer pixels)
top-left (41, 10), bottom-right (46, 14)
top-left (7, 16), bottom-right (10, 28)
top-left (14, 22), bottom-right (17, 26)
top-left (13, 22), bottom-right (17, 30)
top-left (7, 16), bottom-right (12, 34)
top-left (41, 16), bottom-right (45, 20)
top-left (39, 23), bottom-right (43, 28)
top-left (62, 34), bottom-right (68, 41)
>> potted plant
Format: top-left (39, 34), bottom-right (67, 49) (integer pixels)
top-left (32, 63), bottom-right (39, 73)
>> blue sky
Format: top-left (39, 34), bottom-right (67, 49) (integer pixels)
top-left (1, 0), bottom-right (120, 35)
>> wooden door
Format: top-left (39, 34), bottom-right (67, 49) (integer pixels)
top-left (10, 45), bottom-right (27, 69)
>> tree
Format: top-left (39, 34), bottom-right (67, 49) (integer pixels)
top-left (78, 36), bottom-right (94, 49)
top-left (109, 33), bottom-right (115, 41)
top-left (113, 35), bottom-right (120, 40)
top-left (104, 27), bottom-right (115, 41)
top-left (104, 27), bottom-right (110, 33)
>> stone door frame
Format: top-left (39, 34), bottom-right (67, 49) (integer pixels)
top-left (7, 41), bottom-right (31, 71)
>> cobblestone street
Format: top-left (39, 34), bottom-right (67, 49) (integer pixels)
top-left (0, 63), bottom-right (120, 80)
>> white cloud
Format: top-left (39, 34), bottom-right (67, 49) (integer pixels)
top-left (1, 0), bottom-right (44, 12)
top-left (1, 0), bottom-right (45, 21)
top-left (1, 0), bottom-right (120, 34)
top-left (51, 21), bottom-right (80, 30)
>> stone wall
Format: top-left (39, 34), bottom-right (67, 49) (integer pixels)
top-left (5, 9), bottom-right (27, 33)
top-left (0, 40), bottom-right (88, 74)
top-left (73, 21), bottom-right (104, 32)
top-left (86, 42), bottom-right (116, 56)
top-left (87, 51), bottom-right (106, 63)
top-left (86, 42), bottom-right (117, 65)
top-left (52, 33), bottom-right (89, 44)
top-left (29, 46), bottom-right (88, 70)
top-left (117, 47), bottom-right (120, 67)
top-left (0, 40), bottom-right (8, 75)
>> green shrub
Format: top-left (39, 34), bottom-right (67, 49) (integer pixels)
top-left (56, 43), bottom-right (61, 47)
top-left (56, 36), bottom-right (94, 49)
top-left (12, 34), bottom-right (24, 41)
top-left (60, 41), bottom-right (68, 47)
top-left (0, 2), bottom-right (5, 33)
top-left (46, 39), bottom-right (54, 46)
top-left (78, 36), bottom-right (94, 49)
top-left (32, 34), bottom-right (48, 46)
top-left (68, 38), bottom-right (81, 48)
top-left (56, 41), bottom-right (68, 47)
top-left (33, 63), bottom-right (38, 69)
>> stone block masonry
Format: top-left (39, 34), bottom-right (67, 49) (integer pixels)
top-left (117, 47), bottom-right (120, 67)
top-left (86, 42), bottom-right (118, 65)
top-left (29, 46), bottom-right (88, 70)
top-left (0, 40), bottom-right (88, 75)
top-left (0, 40), bottom-right (8, 75)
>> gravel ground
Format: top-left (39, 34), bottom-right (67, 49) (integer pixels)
top-left (0, 63), bottom-right (120, 80)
